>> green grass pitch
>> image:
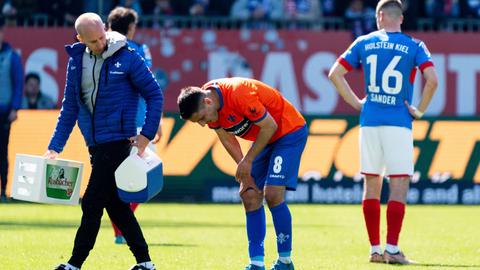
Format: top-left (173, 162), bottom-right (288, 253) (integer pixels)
top-left (1, 203), bottom-right (479, 269)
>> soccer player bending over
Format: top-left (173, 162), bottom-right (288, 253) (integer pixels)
top-left (177, 77), bottom-right (307, 270)
top-left (329, 0), bottom-right (438, 265)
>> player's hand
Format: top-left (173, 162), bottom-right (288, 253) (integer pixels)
top-left (152, 124), bottom-right (162, 144)
top-left (236, 158), bottom-right (262, 195)
top-left (8, 110), bottom-right (17, 122)
top-left (354, 97), bottom-right (365, 111)
top-left (130, 134), bottom-right (150, 157)
top-left (236, 158), bottom-right (253, 184)
top-left (404, 101), bottom-right (424, 119)
top-left (239, 175), bottom-right (262, 195)
top-left (43, 150), bottom-right (59, 159)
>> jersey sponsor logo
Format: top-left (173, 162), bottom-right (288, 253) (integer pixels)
top-left (109, 71), bottom-right (124, 75)
top-left (269, 174), bottom-right (286, 179)
top-left (224, 117), bottom-right (253, 137)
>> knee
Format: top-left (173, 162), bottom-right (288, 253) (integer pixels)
top-left (264, 191), bottom-right (283, 208)
top-left (241, 190), bottom-right (263, 212)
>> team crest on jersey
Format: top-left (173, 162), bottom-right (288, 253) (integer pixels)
top-left (227, 114), bottom-right (236, 122)
top-left (248, 106), bottom-right (259, 117)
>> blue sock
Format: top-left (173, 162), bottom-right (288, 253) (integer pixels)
top-left (270, 202), bottom-right (292, 256)
top-left (246, 206), bottom-right (266, 263)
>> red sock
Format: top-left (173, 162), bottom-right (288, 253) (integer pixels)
top-left (112, 222), bottom-right (122, 237)
top-left (130, 203), bottom-right (139, 212)
top-left (386, 200), bottom-right (405, 246)
top-left (362, 199), bottom-right (381, 245)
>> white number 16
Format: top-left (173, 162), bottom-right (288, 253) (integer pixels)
top-left (366, 54), bottom-right (403, 95)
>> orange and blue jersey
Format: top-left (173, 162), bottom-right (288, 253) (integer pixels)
top-left (203, 77), bottom-right (306, 143)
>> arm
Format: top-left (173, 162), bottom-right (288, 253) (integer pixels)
top-left (9, 51), bottom-right (23, 122)
top-left (405, 66), bottom-right (438, 118)
top-left (152, 112), bottom-right (163, 144)
top-left (47, 59), bottom-right (79, 154)
top-left (328, 61), bottom-right (363, 111)
top-left (215, 128), bottom-right (244, 164)
top-left (129, 51), bottom-right (163, 154)
top-left (236, 113), bottom-right (277, 183)
top-left (141, 44), bottom-right (153, 68)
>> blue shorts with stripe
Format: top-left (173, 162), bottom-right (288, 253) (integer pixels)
top-left (250, 125), bottom-right (308, 191)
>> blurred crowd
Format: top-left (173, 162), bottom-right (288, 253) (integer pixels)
top-left (1, 0), bottom-right (479, 28)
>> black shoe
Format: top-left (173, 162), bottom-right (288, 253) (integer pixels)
top-left (0, 194), bottom-right (7, 203)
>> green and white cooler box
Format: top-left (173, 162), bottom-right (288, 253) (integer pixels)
top-left (11, 154), bottom-right (84, 205)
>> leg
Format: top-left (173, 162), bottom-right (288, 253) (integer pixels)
top-left (265, 126), bottom-right (308, 268)
top-left (241, 189), bottom-right (266, 267)
top-left (265, 185), bottom-right (293, 265)
top-left (242, 144), bottom-right (272, 268)
top-left (0, 115), bottom-right (11, 198)
top-left (111, 203), bottom-right (140, 240)
top-left (386, 177), bottom-right (409, 249)
top-left (359, 127), bottom-right (385, 260)
top-left (106, 195), bottom-right (150, 263)
top-left (382, 127), bottom-right (413, 264)
top-left (362, 175), bottom-right (383, 248)
top-left (68, 148), bottom-right (113, 268)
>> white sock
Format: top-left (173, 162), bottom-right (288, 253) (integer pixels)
top-left (278, 256), bottom-right (292, 264)
top-left (65, 263), bottom-right (80, 270)
top-left (370, 245), bottom-right (382, 255)
top-left (137, 261), bottom-right (155, 269)
top-left (385, 244), bottom-right (399, 254)
top-left (251, 260), bottom-right (265, 267)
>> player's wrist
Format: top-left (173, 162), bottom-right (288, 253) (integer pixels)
top-left (413, 109), bottom-right (424, 119)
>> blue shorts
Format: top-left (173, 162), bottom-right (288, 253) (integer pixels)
top-left (250, 125), bottom-right (308, 191)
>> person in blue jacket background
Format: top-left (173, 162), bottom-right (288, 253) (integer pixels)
top-left (44, 12), bottom-right (162, 270)
top-left (107, 5), bottom-right (161, 245)
top-left (0, 17), bottom-right (23, 203)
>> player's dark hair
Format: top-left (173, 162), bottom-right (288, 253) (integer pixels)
top-left (107, 6), bottom-right (138, 35)
top-left (376, 0), bottom-right (403, 15)
top-left (25, 72), bottom-right (40, 83)
top-left (177, 86), bottom-right (206, 120)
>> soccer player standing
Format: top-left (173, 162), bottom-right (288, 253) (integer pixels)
top-left (177, 77), bottom-right (307, 270)
top-left (328, 0), bottom-right (438, 264)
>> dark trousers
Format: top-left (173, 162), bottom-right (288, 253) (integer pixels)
top-left (68, 140), bottom-right (150, 267)
top-left (0, 113), bottom-right (11, 196)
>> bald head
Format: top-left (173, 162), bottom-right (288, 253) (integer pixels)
top-left (75, 13), bottom-right (107, 55)
top-left (75, 13), bottom-right (104, 37)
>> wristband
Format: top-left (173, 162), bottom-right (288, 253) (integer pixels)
top-left (414, 109), bottom-right (424, 119)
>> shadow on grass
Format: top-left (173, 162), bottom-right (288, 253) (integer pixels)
top-left (0, 220), bottom-right (333, 230)
top-left (149, 242), bottom-right (197, 247)
top-left (396, 263), bottom-right (480, 268)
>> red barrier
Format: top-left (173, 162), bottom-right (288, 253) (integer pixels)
top-left (5, 28), bottom-right (480, 116)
